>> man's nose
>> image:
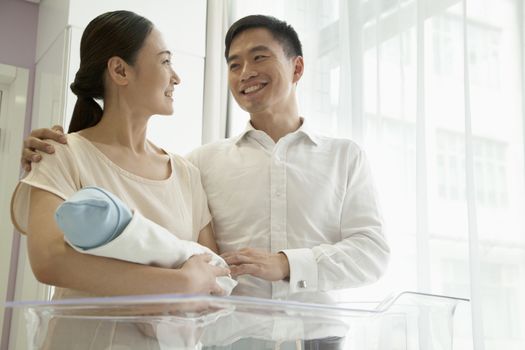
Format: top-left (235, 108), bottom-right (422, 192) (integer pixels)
top-left (240, 64), bottom-right (258, 82)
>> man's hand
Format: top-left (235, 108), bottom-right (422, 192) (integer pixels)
top-left (21, 125), bottom-right (67, 172)
top-left (221, 248), bottom-right (290, 281)
top-left (180, 254), bottom-right (230, 295)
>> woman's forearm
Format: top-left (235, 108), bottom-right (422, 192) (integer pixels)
top-left (27, 187), bottom-right (193, 296)
top-left (42, 242), bottom-right (192, 295)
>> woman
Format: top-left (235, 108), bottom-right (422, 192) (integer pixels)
top-left (11, 9), bottom-right (231, 349)
top-left (10, 9), bottom-right (230, 343)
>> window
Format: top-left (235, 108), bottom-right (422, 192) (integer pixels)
top-left (435, 129), bottom-right (508, 208)
top-left (226, 1), bottom-right (525, 348)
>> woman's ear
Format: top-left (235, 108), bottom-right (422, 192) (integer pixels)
top-left (106, 57), bottom-right (129, 86)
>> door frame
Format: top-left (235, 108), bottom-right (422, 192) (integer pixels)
top-left (0, 62), bottom-right (33, 350)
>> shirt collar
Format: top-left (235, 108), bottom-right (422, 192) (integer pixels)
top-left (234, 117), bottom-right (319, 146)
top-left (297, 118), bottom-right (320, 145)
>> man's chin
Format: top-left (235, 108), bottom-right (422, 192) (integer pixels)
top-left (233, 96), bottom-right (261, 113)
top-left (238, 103), bottom-right (267, 115)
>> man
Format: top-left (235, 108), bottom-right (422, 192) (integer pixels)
top-left (21, 15), bottom-right (389, 303)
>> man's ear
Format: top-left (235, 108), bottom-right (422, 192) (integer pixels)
top-left (292, 56), bottom-right (304, 83)
top-left (107, 57), bottom-right (129, 86)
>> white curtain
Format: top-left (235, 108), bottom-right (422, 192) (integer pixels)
top-left (222, 0), bottom-right (525, 349)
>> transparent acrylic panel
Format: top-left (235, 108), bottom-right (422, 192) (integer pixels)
top-left (6, 291), bottom-right (467, 350)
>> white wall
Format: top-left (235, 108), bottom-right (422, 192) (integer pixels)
top-left (0, 64), bottom-right (30, 350)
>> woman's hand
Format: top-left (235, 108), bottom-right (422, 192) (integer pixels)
top-left (180, 254), bottom-right (230, 295)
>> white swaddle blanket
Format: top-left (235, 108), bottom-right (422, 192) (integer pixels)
top-left (69, 210), bottom-right (237, 294)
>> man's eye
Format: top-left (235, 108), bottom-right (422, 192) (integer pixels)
top-left (229, 64), bottom-right (239, 70)
top-left (163, 59), bottom-right (172, 65)
top-left (254, 55), bottom-right (266, 61)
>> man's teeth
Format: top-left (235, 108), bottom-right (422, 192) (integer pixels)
top-left (165, 91), bottom-right (173, 97)
top-left (243, 84), bottom-right (264, 94)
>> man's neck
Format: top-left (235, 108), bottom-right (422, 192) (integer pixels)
top-left (249, 112), bottom-right (302, 143)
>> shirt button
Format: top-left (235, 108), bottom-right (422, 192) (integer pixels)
top-left (297, 280), bottom-right (307, 289)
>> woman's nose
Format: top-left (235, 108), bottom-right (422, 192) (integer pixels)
top-left (171, 69), bottom-right (181, 85)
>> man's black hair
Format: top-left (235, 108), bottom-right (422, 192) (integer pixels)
top-left (225, 15), bottom-right (303, 59)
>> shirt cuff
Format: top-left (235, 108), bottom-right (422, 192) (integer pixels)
top-left (280, 248), bottom-right (318, 295)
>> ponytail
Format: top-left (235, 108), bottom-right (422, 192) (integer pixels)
top-left (68, 96), bottom-right (103, 133)
top-left (68, 69), bottom-right (104, 133)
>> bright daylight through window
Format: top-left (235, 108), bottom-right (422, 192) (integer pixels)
top-left (229, 1), bottom-right (525, 349)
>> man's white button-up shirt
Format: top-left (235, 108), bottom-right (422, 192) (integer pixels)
top-left (187, 120), bottom-right (389, 302)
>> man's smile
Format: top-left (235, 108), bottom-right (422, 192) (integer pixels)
top-left (240, 83), bottom-right (267, 95)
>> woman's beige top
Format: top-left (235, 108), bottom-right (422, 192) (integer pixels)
top-left (11, 132), bottom-right (211, 299)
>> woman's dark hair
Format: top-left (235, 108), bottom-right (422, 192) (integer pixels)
top-left (68, 10), bottom-right (153, 133)
top-left (224, 15), bottom-right (303, 60)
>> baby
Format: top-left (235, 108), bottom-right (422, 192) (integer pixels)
top-left (55, 186), bottom-right (237, 295)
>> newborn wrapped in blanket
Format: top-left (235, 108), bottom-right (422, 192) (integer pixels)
top-left (55, 186), bottom-right (237, 295)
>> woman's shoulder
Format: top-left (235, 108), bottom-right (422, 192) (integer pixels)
top-left (46, 132), bottom-right (84, 151)
top-left (30, 133), bottom-right (90, 176)
top-left (61, 132), bottom-right (116, 158)
top-left (36, 133), bottom-right (83, 161)
top-left (34, 133), bottom-right (104, 176)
